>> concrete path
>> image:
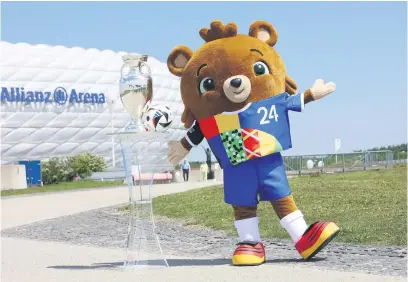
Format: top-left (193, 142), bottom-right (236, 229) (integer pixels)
top-left (2, 237), bottom-right (405, 282)
top-left (1, 181), bottom-right (406, 282)
top-left (1, 181), bottom-right (222, 230)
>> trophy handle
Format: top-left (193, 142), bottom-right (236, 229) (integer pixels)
top-left (139, 61), bottom-right (151, 78)
top-left (120, 64), bottom-right (129, 81)
top-left (139, 61), bottom-right (153, 105)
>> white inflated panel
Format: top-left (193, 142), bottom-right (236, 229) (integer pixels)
top-left (0, 41), bottom-right (186, 168)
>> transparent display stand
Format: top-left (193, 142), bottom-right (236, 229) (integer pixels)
top-left (116, 131), bottom-right (170, 269)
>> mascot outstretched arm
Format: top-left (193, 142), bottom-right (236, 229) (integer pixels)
top-left (167, 20), bottom-right (339, 266)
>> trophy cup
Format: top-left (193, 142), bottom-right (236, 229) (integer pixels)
top-left (116, 54), bottom-right (169, 269)
top-left (120, 54), bottom-right (152, 132)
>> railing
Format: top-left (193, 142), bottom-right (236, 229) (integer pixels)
top-left (283, 150), bottom-right (399, 176)
top-left (93, 150), bottom-right (406, 180)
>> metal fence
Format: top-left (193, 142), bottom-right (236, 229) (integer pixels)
top-left (393, 151), bottom-right (408, 164)
top-left (283, 150), bottom-right (402, 176)
top-left (93, 150), bottom-right (406, 180)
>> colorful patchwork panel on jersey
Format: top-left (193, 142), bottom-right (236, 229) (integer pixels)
top-left (197, 100), bottom-right (289, 166)
top-left (198, 116), bottom-right (219, 139)
top-left (220, 129), bottom-right (248, 166)
top-left (214, 114), bottom-right (240, 133)
top-left (241, 129), bottom-right (262, 160)
top-left (258, 131), bottom-right (283, 155)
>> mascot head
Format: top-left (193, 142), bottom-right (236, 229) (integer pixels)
top-left (167, 20), bottom-right (298, 128)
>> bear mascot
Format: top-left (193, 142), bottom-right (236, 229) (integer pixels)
top-left (167, 20), bottom-right (340, 266)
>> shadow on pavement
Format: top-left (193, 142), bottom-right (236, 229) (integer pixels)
top-left (47, 257), bottom-right (326, 270)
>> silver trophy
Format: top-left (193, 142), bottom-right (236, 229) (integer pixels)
top-left (120, 54), bottom-right (153, 132)
top-left (116, 54), bottom-right (169, 269)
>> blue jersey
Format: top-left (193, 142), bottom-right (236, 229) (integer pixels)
top-left (198, 92), bottom-right (303, 167)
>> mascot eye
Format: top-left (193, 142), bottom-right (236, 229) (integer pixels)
top-left (199, 77), bottom-right (215, 94)
top-left (253, 61), bottom-right (270, 76)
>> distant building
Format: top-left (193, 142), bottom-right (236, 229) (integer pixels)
top-left (1, 41), bottom-right (186, 170)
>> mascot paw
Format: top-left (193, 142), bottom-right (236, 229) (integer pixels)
top-left (310, 79), bottom-right (336, 100)
top-left (167, 140), bottom-right (189, 165)
top-left (295, 221), bottom-right (340, 260)
top-left (232, 241), bottom-right (266, 266)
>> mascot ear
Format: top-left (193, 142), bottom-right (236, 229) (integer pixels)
top-left (285, 75), bottom-right (298, 94)
top-left (167, 45), bottom-right (193, 77)
top-left (248, 21), bottom-right (278, 47)
top-left (181, 107), bottom-right (195, 128)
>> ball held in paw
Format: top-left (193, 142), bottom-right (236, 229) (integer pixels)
top-left (141, 104), bottom-right (173, 132)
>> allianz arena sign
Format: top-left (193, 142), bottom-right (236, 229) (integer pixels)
top-left (0, 41), bottom-right (185, 167)
top-left (1, 86), bottom-right (106, 105)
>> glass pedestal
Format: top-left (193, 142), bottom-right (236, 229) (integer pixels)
top-left (115, 131), bottom-right (170, 269)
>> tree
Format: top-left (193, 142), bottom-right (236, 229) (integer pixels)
top-left (354, 143), bottom-right (407, 154)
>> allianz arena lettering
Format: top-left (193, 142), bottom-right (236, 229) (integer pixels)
top-left (1, 87), bottom-right (106, 105)
top-left (0, 41), bottom-right (183, 167)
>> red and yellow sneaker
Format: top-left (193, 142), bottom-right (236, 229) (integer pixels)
top-left (232, 241), bottom-right (266, 266)
top-left (295, 221), bottom-right (340, 260)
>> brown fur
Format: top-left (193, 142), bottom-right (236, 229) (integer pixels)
top-left (200, 20), bottom-right (238, 43)
top-left (180, 137), bottom-right (192, 151)
top-left (168, 20), bottom-right (312, 127)
top-left (285, 76), bottom-right (298, 95)
top-left (233, 205), bottom-right (257, 220)
top-left (181, 107), bottom-right (195, 128)
top-left (303, 89), bottom-right (315, 104)
top-left (248, 20), bottom-right (278, 47)
top-left (270, 195), bottom-right (298, 219)
top-left (168, 20), bottom-right (309, 224)
top-left (167, 45), bottom-right (193, 78)
top-left (232, 196), bottom-right (298, 220)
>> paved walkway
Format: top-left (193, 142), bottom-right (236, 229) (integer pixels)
top-left (1, 180), bottom-right (221, 230)
top-left (2, 237), bottom-right (405, 282)
top-left (1, 181), bottom-right (406, 282)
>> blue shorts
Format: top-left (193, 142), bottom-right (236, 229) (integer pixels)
top-left (223, 153), bottom-right (291, 206)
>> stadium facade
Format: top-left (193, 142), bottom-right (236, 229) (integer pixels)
top-left (0, 41), bottom-right (186, 169)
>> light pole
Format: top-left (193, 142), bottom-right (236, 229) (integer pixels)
top-left (108, 98), bottom-right (116, 167)
top-left (335, 139), bottom-right (341, 164)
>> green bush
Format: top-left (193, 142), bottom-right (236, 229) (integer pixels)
top-left (69, 153), bottom-right (107, 179)
top-left (41, 153), bottom-right (107, 185)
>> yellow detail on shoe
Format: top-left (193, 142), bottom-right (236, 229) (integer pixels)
top-left (232, 254), bottom-right (265, 266)
top-left (300, 222), bottom-right (340, 259)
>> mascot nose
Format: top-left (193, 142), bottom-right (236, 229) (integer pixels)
top-left (230, 78), bottom-right (242, 88)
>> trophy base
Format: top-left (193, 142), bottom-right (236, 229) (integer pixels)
top-left (114, 131), bottom-right (170, 270)
top-left (124, 119), bottom-right (146, 133)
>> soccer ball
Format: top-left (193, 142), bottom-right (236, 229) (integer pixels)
top-left (141, 104), bottom-right (173, 132)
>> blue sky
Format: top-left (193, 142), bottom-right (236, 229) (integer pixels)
top-left (1, 1), bottom-right (407, 162)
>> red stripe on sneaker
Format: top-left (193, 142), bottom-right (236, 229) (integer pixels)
top-left (296, 222), bottom-right (329, 254)
top-left (234, 248), bottom-right (265, 254)
top-left (233, 243), bottom-right (265, 258)
top-left (308, 222), bottom-right (328, 242)
top-left (234, 251), bottom-right (265, 258)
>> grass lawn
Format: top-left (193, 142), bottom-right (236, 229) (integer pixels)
top-left (151, 167), bottom-right (407, 246)
top-left (1, 180), bottom-right (124, 196)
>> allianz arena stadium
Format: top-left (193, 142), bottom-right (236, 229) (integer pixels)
top-left (0, 41), bottom-right (187, 177)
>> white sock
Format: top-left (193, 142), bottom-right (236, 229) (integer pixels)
top-left (280, 210), bottom-right (308, 243)
top-left (234, 217), bottom-right (261, 242)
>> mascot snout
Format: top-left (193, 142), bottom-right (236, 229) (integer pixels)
top-left (223, 75), bottom-right (251, 103)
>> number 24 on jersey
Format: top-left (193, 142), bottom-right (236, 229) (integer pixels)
top-left (257, 105), bottom-right (279, 124)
